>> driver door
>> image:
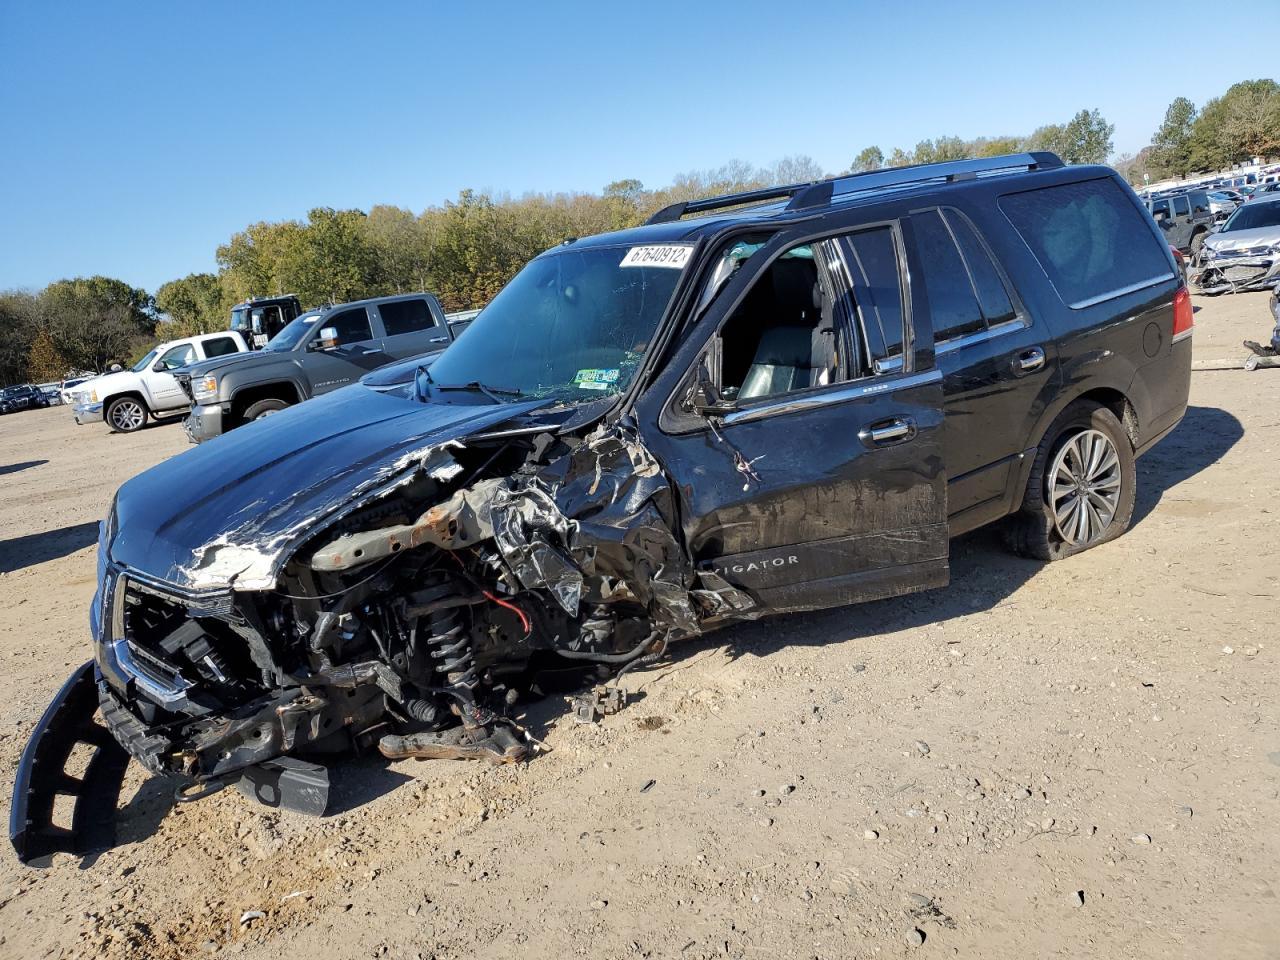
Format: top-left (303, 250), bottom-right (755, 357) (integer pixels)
top-left (146, 342), bottom-right (197, 410)
top-left (304, 306), bottom-right (392, 394)
top-left (642, 219), bottom-right (948, 613)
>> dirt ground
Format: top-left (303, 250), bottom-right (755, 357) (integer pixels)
top-left (1, 291), bottom-right (1277, 960)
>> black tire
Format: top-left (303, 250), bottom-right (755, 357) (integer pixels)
top-left (1003, 401), bottom-right (1136, 562)
top-left (242, 398), bottom-right (290, 421)
top-left (1189, 230), bottom-right (1205, 258)
top-left (105, 396), bottom-right (149, 433)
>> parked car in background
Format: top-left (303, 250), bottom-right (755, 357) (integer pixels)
top-left (1193, 196), bottom-right (1280, 294)
top-left (1146, 188), bottom-right (1214, 255)
top-left (1207, 190), bottom-right (1241, 221)
top-left (71, 331), bottom-right (251, 432)
top-left (178, 292), bottom-right (468, 442)
top-left (9, 151), bottom-right (1197, 863)
top-left (0, 383), bottom-right (50, 414)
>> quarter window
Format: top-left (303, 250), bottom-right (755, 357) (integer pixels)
top-left (1000, 178), bottom-right (1173, 308)
top-left (379, 299), bottom-right (436, 336)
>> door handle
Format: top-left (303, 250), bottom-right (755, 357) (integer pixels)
top-left (428, 336), bottom-right (449, 344)
top-left (1013, 346), bottom-right (1046, 375)
top-left (859, 417), bottom-right (916, 447)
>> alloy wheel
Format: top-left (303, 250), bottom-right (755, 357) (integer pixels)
top-left (1046, 429), bottom-right (1122, 546)
top-left (109, 400), bottom-right (145, 431)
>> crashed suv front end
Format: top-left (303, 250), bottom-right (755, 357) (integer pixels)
top-left (10, 240), bottom-right (753, 864)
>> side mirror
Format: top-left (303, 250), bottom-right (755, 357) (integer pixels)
top-left (152, 361), bottom-right (166, 372)
top-left (686, 362), bottom-right (736, 417)
top-left (312, 327), bottom-right (340, 351)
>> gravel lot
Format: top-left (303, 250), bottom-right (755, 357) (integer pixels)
top-left (1, 291), bottom-right (1277, 960)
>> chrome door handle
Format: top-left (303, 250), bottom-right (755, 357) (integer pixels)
top-left (428, 336), bottom-right (449, 344)
top-left (1013, 346), bottom-right (1046, 374)
top-left (859, 417), bottom-right (916, 447)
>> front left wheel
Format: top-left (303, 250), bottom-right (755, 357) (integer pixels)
top-left (106, 396), bottom-right (148, 433)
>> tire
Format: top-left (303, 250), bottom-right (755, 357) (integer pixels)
top-left (242, 398), bottom-right (290, 421)
top-left (1003, 401), bottom-right (1136, 562)
top-left (1189, 230), bottom-right (1205, 258)
top-left (105, 396), bottom-right (149, 433)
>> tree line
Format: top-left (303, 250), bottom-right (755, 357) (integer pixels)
top-left (2, 82), bottom-right (1275, 387)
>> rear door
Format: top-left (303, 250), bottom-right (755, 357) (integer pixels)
top-left (374, 297), bottom-right (450, 358)
top-left (907, 206), bottom-right (1058, 531)
top-left (304, 306), bottom-right (392, 395)
top-left (1170, 194), bottom-right (1193, 249)
top-left (644, 219), bottom-right (948, 614)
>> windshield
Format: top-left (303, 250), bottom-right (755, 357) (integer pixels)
top-left (425, 244), bottom-right (688, 402)
top-left (1220, 201), bottom-right (1280, 233)
top-left (131, 349), bottom-right (158, 373)
top-left (265, 312), bottom-right (321, 351)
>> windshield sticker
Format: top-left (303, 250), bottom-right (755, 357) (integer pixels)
top-left (573, 368), bottom-right (620, 391)
top-left (620, 245), bottom-right (692, 269)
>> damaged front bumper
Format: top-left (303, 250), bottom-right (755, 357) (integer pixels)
top-left (73, 401), bottom-right (104, 425)
top-left (1192, 249), bottom-right (1280, 294)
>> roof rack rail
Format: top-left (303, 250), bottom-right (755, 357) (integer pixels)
top-left (645, 152), bottom-right (1064, 225)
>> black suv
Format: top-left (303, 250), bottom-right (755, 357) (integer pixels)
top-left (12, 152), bottom-right (1193, 862)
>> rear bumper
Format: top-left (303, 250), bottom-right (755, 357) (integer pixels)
top-left (73, 402), bottom-right (104, 425)
top-left (184, 403), bottom-right (227, 443)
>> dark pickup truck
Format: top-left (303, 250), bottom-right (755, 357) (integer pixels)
top-left (178, 292), bottom-right (477, 442)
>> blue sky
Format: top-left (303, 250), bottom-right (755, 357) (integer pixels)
top-left (1, 0), bottom-right (1274, 294)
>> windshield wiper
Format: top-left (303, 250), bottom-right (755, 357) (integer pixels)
top-left (432, 380), bottom-right (523, 403)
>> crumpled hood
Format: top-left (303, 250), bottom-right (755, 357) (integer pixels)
top-left (108, 386), bottom-right (550, 592)
top-left (1203, 225), bottom-right (1280, 254)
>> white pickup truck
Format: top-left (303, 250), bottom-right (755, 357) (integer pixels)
top-left (72, 331), bottom-right (251, 433)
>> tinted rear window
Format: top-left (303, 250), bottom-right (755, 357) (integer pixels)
top-left (1000, 178), bottom-right (1172, 307)
top-left (202, 336), bottom-right (239, 358)
top-left (912, 210), bottom-right (985, 341)
top-left (840, 227), bottom-right (904, 360)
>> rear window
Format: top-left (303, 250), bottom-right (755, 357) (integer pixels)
top-left (202, 336), bottom-right (239, 358)
top-left (1000, 178), bottom-right (1172, 308)
top-left (379, 298), bottom-right (436, 336)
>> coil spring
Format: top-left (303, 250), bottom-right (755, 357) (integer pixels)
top-left (424, 606), bottom-right (481, 724)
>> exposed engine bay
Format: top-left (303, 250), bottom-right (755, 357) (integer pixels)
top-left (9, 420), bottom-right (755, 862)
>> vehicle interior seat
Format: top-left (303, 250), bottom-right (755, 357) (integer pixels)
top-left (733, 255), bottom-right (835, 400)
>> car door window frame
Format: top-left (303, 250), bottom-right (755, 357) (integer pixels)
top-left (665, 217), bottom-right (940, 431)
top-left (907, 205), bottom-right (1031, 358)
top-left (311, 306), bottom-right (374, 347)
top-left (157, 344), bottom-right (196, 370)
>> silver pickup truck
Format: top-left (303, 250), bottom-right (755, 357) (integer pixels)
top-left (179, 292), bottom-right (477, 442)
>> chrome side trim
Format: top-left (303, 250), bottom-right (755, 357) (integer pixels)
top-left (1172, 329), bottom-right (1194, 344)
top-left (936, 317), bottom-right (1031, 356)
top-left (1068, 274), bottom-right (1175, 310)
top-left (722, 369), bottom-right (942, 426)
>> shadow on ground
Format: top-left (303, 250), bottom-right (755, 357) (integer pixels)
top-left (0, 521), bottom-right (100, 574)
top-left (0, 459), bottom-right (48, 477)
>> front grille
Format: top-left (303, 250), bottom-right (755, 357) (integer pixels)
top-left (176, 373), bottom-right (195, 403)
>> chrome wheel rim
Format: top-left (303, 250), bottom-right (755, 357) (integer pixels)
top-left (254, 408), bottom-right (279, 420)
top-left (109, 400), bottom-right (144, 431)
top-left (1047, 429), bottom-right (1121, 546)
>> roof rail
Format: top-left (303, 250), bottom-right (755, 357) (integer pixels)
top-left (645, 152), bottom-right (1064, 225)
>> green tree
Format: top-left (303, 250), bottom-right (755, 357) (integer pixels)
top-left (155, 272), bottom-right (227, 337)
top-left (849, 146), bottom-right (884, 173)
top-left (1150, 97), bottom-right (1197, 177)
top-left (37, 279), bottom-right (147, 373)
top-left (1187, 80), bottom-right (1280, 169)
top-left (0, 291), bottom-right (41, 385)
top-left (886, 147), bottom-right (912, 167)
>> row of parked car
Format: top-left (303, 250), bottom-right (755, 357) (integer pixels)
top-left (58, 294), bottom-right (479, 435)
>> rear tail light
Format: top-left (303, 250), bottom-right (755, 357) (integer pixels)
top-left (1173, 286), bottom-right (1193, 339)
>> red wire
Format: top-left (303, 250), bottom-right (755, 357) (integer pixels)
top-left (483, 589), bottom-right (532, 636)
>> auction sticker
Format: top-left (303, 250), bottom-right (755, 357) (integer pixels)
top-left (620, 245), bottom-right (692, 269)
top-left (573, 368), bottom-right (620, 391)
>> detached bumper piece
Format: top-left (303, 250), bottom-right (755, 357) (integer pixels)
top-left (9, 662), bottom-right (131, 866)
top-left (378, 722), bottom-right (528, 764)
